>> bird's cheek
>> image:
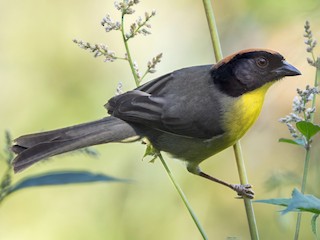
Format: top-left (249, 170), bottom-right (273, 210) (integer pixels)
top-left (233, 65), bottom-right (252, 83)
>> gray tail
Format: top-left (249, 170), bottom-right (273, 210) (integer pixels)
top-left (12, 117), bottom-right (141, 173)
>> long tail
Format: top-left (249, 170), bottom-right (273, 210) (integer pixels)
top-left (12, 116), bottom-right (141, 173)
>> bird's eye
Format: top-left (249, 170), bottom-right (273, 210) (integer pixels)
top-left (256, 57), bottom-right (269, 68)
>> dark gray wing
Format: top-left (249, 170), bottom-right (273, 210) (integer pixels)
top-left (105, 65), bottom-right (225, 139)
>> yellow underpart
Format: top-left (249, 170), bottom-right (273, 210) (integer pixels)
top-left (223, 82), bottom-right (274, 141)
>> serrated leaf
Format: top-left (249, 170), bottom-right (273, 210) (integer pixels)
top-left (282, 189), bottom-right (320, 214)
top-left (296, 121), bottom-right (320, 140)
top-left (254, 198), bottom-right (291, 207)
top-left (7, 171), bottom-right (128, 195)
top-left (255, 189), bottom-right (320, 215)
top-left (279, 138), bottom-right (306, 147)
top-left (312, 214), bottom-right (319, 237)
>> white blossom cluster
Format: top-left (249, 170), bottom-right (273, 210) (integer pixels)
top-left (72, 39), bottom-right (116, 62)
top-left (279, 86), bottom-right (319, 138)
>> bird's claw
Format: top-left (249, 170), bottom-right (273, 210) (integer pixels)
top-left (231, 184), bottom-right (254, 199)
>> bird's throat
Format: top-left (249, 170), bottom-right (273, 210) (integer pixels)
top-left (223, 82), bottom-right (273, 141)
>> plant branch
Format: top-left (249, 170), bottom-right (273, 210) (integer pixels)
top-left (121, 13), bottom-right (140, 86)
top-left (310, 68), bottom-right (320, 122)
top-left (158, 154), bottom-right (208, 240)
top-left (201, 0), bottom-right (223, 61)
top-left (202, 0), bottom-right (259, 239)
top-left (294, 148), bottom-right (312, 240)
top-left (233, 143), bottom-right (260, 240)
top-left (295, 22), bottom-right (319, 240)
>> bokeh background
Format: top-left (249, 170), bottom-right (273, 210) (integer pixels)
top-left (1, 0), bottom-right (320, 239)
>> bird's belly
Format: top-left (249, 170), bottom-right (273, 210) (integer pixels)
top-left (147, 130), bottom-right (233, 165)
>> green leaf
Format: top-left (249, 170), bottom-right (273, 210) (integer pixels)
top-left (255, 198), bottom-right (291, 207)
top-left (296, 121), bottom-right (320, 140)
top-left (283, 189), bottom-right (320, 214)
top-left (142, 141), bottom-right (159, 163)
top-left (279, 138), bottom-right (306, 147)
top-left (7, 171), bottom-right (128, 195)
top-left (311, 214), bottom-right (319, 238)
top-left (255, 189), bottom-right (320, 215)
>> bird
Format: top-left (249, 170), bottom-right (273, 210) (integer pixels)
top-left (12, 49), bottom-right (301, 198)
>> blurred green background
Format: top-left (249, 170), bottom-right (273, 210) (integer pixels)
top-left (1, 0), bottom-right (320, 239)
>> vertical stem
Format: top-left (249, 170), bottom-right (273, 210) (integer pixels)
top-left (294, 67), bottom-right (319, 240)
top-left (294, 149), bottom-right (312, 240)
top-left (202, 0), bottom-right (259, 239)
top-left (310, 68), bottom-right (320, 122)
top-left (201, 0), bottom-right (223, 61)
top-left (158, 154), bottom-right (208, 240)
top-left (121, 14), bottom-right (140, 86)
top-left (233, 143), bottom-right (260, 240)
top-left (300, 149), bottom-right (312, 194)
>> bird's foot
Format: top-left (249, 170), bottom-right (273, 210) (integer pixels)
top-left (230, 184), bottom-right (254, 199)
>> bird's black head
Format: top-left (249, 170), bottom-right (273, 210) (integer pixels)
top-left (211, 49), bottom-right (301, 97)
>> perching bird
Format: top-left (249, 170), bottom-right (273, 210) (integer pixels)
top-left (12, 49), bottom-right (301, 198)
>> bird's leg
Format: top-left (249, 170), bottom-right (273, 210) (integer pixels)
top-left (187, 166), bottom-right (254, 199)
top-left (198, 171), bottom-right (254, 199)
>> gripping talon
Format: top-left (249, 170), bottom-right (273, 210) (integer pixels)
top-left (230, 184), bottom-right (254, 199)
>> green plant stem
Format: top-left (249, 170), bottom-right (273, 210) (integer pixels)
top-left (0, 168), bottom-right (11, 204)
top-left (310, 68), bottom-right (320, 122)
top-left (202, 0), bottom-right (259, 239)
top-left (201, 0), bottom-right (222, 61)
top-left (233, 143), bottom-right (259, 240)
top-left (294, 149), bottom-right (312, 240)
top-left (300, 149), bottom-right (312, 195)
top-left (121, 13), bottom-right (140, 86)
top-left (158, 154), bottom-right (208, 240)
top-left (294, 61), bottom-right (319, 240)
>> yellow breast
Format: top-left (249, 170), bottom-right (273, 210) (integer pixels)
top-left (223, 82), bottom-right (273, 141)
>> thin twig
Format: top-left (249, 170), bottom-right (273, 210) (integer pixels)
top-left (158, 154), bottom-right (208, 240)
